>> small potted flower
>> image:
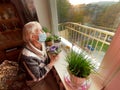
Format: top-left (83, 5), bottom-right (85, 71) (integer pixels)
top-left (53, 35), bottom-right (61, 43)
top-left (45, 35), bottom-right (53, 47)
top-left (53, 35), bottom-right (61, 48)
top-left (47, 45), bottom-right (61, 57)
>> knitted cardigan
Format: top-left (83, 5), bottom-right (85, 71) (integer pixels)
top-left (19, 43), bottom-right (51, 82)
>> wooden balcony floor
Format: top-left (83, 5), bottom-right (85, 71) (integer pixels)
top-left (30, 70), bottom-right (59, 90)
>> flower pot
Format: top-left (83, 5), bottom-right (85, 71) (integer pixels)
top-left (54, 40), bottom-right (61, 43)
top-left (67, 68), bottom-right (86, 87)
top-left (45, 41), bottom-right (53, 47)
top-left (70, 73), bottom-right (86, 86)
top-left (54, 42), bottom-right (61, 49)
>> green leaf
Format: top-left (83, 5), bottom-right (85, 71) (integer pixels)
top-left (65, 50), bottom-right (96, 78)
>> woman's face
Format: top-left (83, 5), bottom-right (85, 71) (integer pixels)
top-left (31, 29), bottom-right (46, 49)
top-left (35, 29), bottom-right (44, 40)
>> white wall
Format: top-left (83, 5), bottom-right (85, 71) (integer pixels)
top-left (34, 0), bottom-right (58, 35)
top-left (104, 69), bottom-right (120, 90)
top-left (34, 0), bottom-right (52, 30)
top-left (98, 26), bottom-right (120, 89)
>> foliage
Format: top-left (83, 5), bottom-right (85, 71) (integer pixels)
top-left (94, 2), bottom-right (120, 28)
top-left (57, 0), bottom-right (119, 29)
top-left (42, 26), bottom-right (50, 33)
top-left (57, 0), bottom-right (70, 23)
top-left (47, 45), bottom-right (61, 55)
top-left (45, 35), bottom-right (53, 42)
top-left (53, 35), bottom-right (61, 42)
top-left (84, 40), bottom-right (109, 52)
top-left (66, 50), bottom-right (95, 78)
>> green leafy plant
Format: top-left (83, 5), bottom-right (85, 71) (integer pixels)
top-left (42, 26), bottom-right (49, 33)
top-left (66, 50), bottom-right (95, 78)
top-left (53, 35), bottom-right (61, 43)
top-left (45, 35), bottom-right (53, 42)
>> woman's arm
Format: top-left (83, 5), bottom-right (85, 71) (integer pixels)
top-left (22, 56), bottom-right (51, 81)
top-left (21, 51), bottom-right (59, 81)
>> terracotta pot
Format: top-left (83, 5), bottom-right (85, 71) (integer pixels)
top-left (54, 40), bottom-right (61, 43)
top-left (70, 73), bottom-right (86, 86)
top-left (68, 69), bottom-right (86, 86)
top-left (45, 41), bottom-right (53, 46)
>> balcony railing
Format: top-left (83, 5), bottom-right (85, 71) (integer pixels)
top-left (59, 22), bottom-right (115, 64)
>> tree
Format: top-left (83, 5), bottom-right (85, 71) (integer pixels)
top-left (93, 2), bottom-right (120, 28)
top-left (57, 0), bottom-right (70, 23)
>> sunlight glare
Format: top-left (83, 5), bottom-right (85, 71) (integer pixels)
top-left (69, 0), bottom-right (84, 5)
top-left (69, 0), bottom-right (119, 5)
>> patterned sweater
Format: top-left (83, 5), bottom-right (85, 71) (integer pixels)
top-left (19, 47), bottom-right (51, 82)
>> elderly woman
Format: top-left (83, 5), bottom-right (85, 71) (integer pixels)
top-left (19, 21), bottom-right (58, 90)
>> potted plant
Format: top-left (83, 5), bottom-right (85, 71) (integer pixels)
top-left (42, 26), bottom-right (51, 36)
top-left (53, 35), bottom-right (61, 48)
top-left (45, 35), bottom-right (53, 46)
top-left (46, 45), bottom-right (61, 57)
top-left (42, 26), bottom-right (52, 33)
top-left (65, 50), bottom-right (95, 88)
top-left (53, 35), bottom-right (61, 43)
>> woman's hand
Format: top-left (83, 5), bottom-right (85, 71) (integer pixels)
top-left (46, 45), bottom-right (61, 62)
top-left (48, 53), bottom-right (59, 62)
top-left (47, 53), bottom-right (59, 68)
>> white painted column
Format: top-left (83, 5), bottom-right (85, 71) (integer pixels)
top-left (34, 0), bottom-right (58, 35)
top-left (49, 0), bottom-right (59, 35)
top-left (34, 0), bottom-right (52, 31)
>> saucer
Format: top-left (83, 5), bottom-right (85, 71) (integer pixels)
top-left (64, 74), bottom-right (91, 90)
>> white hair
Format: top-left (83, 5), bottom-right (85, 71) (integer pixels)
top-left (23, 21), bottom-right (42, 43)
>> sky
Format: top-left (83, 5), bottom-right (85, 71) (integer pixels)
top-left (69, 0), bottom-right (119, 5)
